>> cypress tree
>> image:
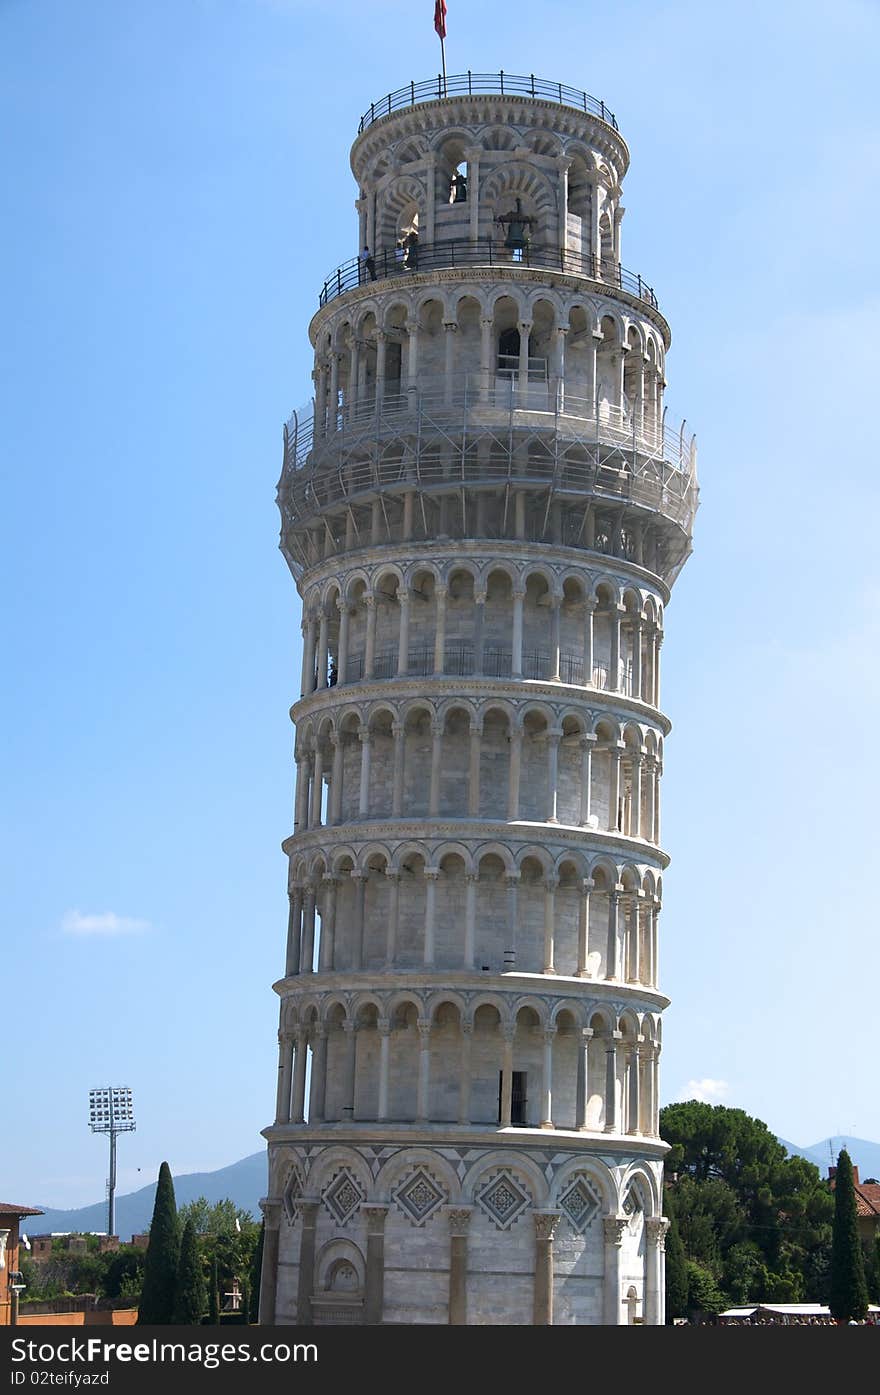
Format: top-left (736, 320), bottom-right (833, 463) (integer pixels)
top-left (829, 1149), bottom-right (869, 1321)
top-left (173, 1217), bottom-right (207, 1325)
top-left (207, 1255), bottom-right (220, 1325)
top-left (137, 1162), bottom-right (180, 1324)
top-left (664, 1212), bottom-right (689, 1321)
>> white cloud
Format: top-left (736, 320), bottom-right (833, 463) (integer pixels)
top-left (679, 1078), bottom-right (729, 1104)
top-left (61, 909), bottom-right (151, 937)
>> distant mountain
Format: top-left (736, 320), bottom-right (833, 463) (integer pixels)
top-left (27, 1152), bottom-right (268, 1240)
top-left (780, 1136), bottom-right (880, 1182)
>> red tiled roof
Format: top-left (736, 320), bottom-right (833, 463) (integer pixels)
top-left (855, 1184), bottom-right (880, 1218)
top-left (0, 1203), bottom-right (45, 1217)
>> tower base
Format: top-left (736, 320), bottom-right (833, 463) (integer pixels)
top-left (259, 1133), bottom-right (668, 1326)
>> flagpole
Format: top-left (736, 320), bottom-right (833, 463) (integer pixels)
top-left (440, 36), bottom-right (447, 88)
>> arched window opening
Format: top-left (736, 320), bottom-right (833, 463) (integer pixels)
top-left (497, 325), bottom-right (521, 378)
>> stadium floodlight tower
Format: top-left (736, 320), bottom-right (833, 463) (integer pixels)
top-left (88, 1086), bottom-right (136, 1238)
top-left (261, 68), bottom-right (697, 1326)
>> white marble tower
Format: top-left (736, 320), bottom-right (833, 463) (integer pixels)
top-left (259, 71), bottom-right (697, 1326)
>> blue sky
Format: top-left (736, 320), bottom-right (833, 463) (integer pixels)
top-left (3, 0), bottom-right (879, 1210)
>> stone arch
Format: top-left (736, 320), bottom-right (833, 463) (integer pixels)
top-left (314, 1239), bottom-right (365, 1297)
top-left (461, 1150), bottom-right (549, 1206)
top-left (379, 175), bottom-right (426, 250)
top-left (307, 1145), bottom-right (372, 1199)
top-left (374, 1147), bottom-right (462, 1203)
top-left (320, 994), bottom-right (351, 1027)
top-left (550, 1155), bottom-right (617, 1214)
top-left (430, 840), bottom-right (474, 874)
top-left (619, 1163), bottom-right (660, 1216)
top-left (473, 842), bottom-right (516, 875)
top-left (514, 843), bottom-right (553, 875)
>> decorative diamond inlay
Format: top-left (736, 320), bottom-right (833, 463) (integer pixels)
top-left (392, 1167), bottom-right (447, 1227)
top-left (322, 1169), bottom-right (365, 1226)
top-left (558, 1176), bottom-right (601, 1234)
top-left (281, 1163), bottom-right (305, 1226)
top-left (623, 1185), bottom-right (644, 1230)
top-left (475, 1170), bottom-right (531, 1231)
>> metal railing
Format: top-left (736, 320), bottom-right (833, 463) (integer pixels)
top-left (283, 375), bottom-right (695, 479)
top-left (333, 646), bottom-right (593, 688)
top-left (357, 71), bottom-right (619, 134)
top-left (319, 239), bottom-right (658, 311)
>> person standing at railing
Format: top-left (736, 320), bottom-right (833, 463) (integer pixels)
top-left (360, 245), bottom-right (376, 282)
top-left (405, 229), bottom-right (419, 270)
top-left (394, 239), bottom-right (406, 271)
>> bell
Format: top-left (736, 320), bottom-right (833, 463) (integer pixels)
top-left (504, 221), bottom-right (526, 250)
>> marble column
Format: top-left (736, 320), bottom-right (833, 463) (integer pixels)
top-left (429, 721), bottom-right (443, 816)
top-left (577, 879), bottom-right (592, 976)
top-left (508, 727), bottom-right (522, 819)
top-left (511, 589), bottom-right (524, 676)
top-left (645, 1218), bottom-right (669, 1327)
top-left (396, 590), bottom-right (410, 676)
top-left (603, 1035), bottom-right (620, 1132)
top-left (258, 1202), bottom-right (280, 1325)
top-left (602, 1216), bottom-right (627, 1325)
top-left (329, 735), bottom-right (343, 824)
top-left (285, 887), bottom-right (303, 976)
top-left (546, 730), bottom-right (561, 822)
top-left (423, 868), bottom-right (439, 966)
top-left (358, 729), bottom-right (372, 817)
top-left (377, 1019), bottom-right (391, 1120)
top-left (362, 1205), bottom-right (389, 1325)
top-left (540, 1027), bottom-right (556, 1128)
top-left (458, 1023), bottom-right (473, 1124)
top-left (542, 878), bottom-right (557, 974)
top-left (350, 871), bottom-right (366, 970)
top-left (291, 1026), bottom-right (309, 1124)
top-left (433, 586), bottom-right (447, 674)
top-left (319, 876), bottom-right (338, 971)
top-left (309, 1026), bottom-right (326, 1122)
top-left (342, 1021), bottom-right (357, 1120)
top-left (416, 1019), bottom-right (431, 1124)
top-left (579, 736), bottom-right (594, 825)
top-left (576, 1027), bottom-right (593, 1129)
top-left (499, 1028), bottom-right (515, 1126)
top-left (464, 873), bottom-right (477, 968)
top-left (364, 596), bottom-right (377, 678)
top-left (276, 1032), bottom-right (294, 1124)
top-left (533, 1213), bottom-right (561, 1325)
top-left (447, 1207), bottom-right (473, 1325)
top-left (468, 723), bottom-right (481, 815)
top-left (606, 888), bottom-right (620, 980)
top-left (384, 871), bottom-right (400, 966)
top-left (296, 1201), bottom-right (320, 1325)
top-left (391, 722), bottom-right (405, 817)
top-left (300, 884), bottom-right (317, 975)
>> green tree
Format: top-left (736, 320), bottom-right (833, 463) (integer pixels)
top-left (664, 1212), bottom-right (688, 1321)
top-left (661, 1102), bottom-right (833, 1308)
top-left (102, 1248), bottom-right (145, 1301)
top-left (829, 1149), bottom-right (869, 1321)
top-left (173, 1217), bottom-right (207, 1325)
top-left (207, 1255), bottom-right (220, 1325)
top-left (138, 1162), bottom-right (180, 1324)
top-left (686, 1261), bottom-right (725, 1318)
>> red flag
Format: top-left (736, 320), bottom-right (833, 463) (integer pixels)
top-left (434, 1), bottom-right (447, 40)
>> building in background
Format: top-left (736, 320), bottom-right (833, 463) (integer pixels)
top-left (261, 68), bottom-right (696, 1325)
top-left (0, 1202), bottom-right (44, 1325)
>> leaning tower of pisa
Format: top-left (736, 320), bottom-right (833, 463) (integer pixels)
top-left (259, 71), bottom-right (697, 1327)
